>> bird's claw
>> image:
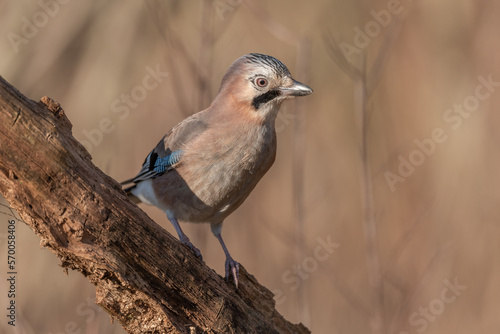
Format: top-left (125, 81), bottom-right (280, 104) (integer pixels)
top-left (180, 237), bottom-right (203, 260)
top-left (225, 257), bottom-right (240, 288)
top-left (188, 243), bottom-right (203, 260)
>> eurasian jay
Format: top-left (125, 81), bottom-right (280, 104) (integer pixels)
top-left (122, 53), bottom-right (313, 287)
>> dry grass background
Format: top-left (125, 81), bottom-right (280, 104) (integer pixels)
top-left (0, 0), bottom-right (500, 333)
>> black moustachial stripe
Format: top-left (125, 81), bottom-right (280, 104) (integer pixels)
top-left (252, 90), bottom-right (281, 109)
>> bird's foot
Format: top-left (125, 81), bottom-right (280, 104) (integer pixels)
top-left (179, 235), bottom-right (203, 260)
top-left (225, 256), bottom-right (240, 288)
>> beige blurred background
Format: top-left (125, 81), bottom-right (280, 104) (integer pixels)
top-left (1, 0), bottom-right (500, 333)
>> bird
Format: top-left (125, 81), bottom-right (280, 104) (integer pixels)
top-left (121, 53), bottom-right (313, 288)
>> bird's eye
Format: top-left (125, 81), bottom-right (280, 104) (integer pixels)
top-left (254, 77), bottom-right (268, 88)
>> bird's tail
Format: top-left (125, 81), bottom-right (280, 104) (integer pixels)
top-left (122, 184), bottom-right (142, 204)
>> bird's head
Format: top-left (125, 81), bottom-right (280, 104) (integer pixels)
top-left (216, 53), bottom-right (313, 122)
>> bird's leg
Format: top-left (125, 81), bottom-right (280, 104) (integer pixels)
top-left (211, 223), bottom-right (240, 288)
top-left (166, 210), bottom-right (202, 260)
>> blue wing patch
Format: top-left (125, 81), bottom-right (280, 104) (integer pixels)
top-left (121, 149), bottom-right (183, 184)
top-left (152, 150), bottom-right (183, 174)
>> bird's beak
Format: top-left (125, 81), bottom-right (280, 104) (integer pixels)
top-left (279, 80), bottom-right (313, 97)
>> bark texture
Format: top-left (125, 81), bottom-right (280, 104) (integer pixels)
top-left (0, 76), bottom-right (310, 334)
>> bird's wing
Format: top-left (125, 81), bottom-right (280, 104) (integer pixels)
top-left (121, 112), bottom-right (209, 185)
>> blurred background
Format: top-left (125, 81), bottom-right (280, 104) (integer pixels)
top-left (1, 0), bottom-right (499, 333)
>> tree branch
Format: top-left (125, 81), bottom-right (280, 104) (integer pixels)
top-left (0, 76), bottom-right (310, 334)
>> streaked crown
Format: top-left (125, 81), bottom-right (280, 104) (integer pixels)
top-left (242, 53), bottom-right (291, 79)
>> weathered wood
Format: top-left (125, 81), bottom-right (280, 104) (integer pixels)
top-left (0, 76), bottom-right (310, 334)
